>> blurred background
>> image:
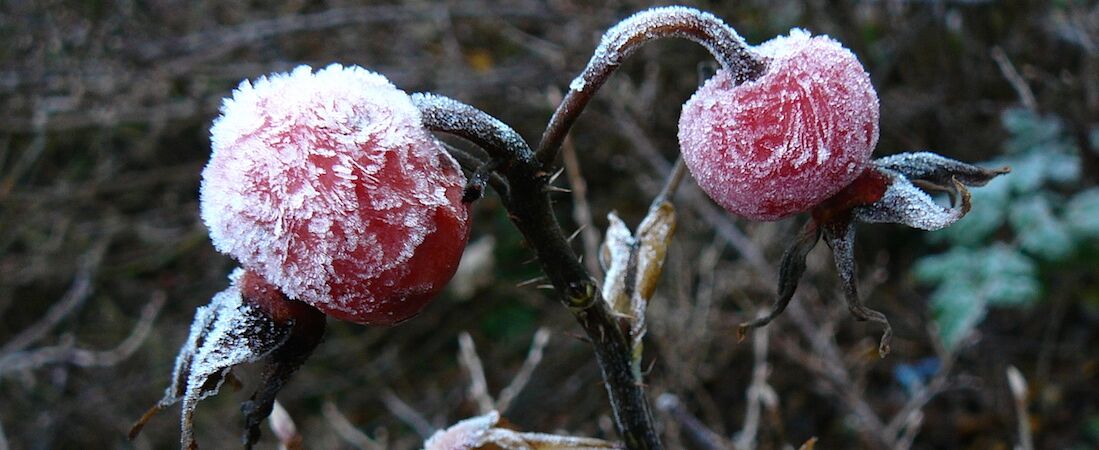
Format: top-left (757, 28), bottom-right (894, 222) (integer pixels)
top-left (1, 0), bottom-right (1097, 449)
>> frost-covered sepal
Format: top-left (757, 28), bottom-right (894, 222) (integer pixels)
top-left (857, 153), bottom-right (1011, 230)
top-left (874, 151), bottom-right (1010, 187)
top-left (854, 167), bottom-right (970, 231)
top-left (164, 271), bottom-right (291, 449)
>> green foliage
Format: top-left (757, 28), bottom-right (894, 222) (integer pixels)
top-left (915, 108), bottom-right (1099, 350)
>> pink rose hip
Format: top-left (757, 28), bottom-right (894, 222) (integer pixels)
top-left (678, 29), bottom-right (880, 221)
top-left (201, 64), bottom-right (470, 325)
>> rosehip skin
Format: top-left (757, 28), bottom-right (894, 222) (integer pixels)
top-left (679, 29), bottom-right (880, 221)
top-left (201, 65), bottom-right (471, 326)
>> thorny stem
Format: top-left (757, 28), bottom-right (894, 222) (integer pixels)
top-left (535, 6), bottom-right (766, 169)
top-left (416, 95), bottom-right (663, 450)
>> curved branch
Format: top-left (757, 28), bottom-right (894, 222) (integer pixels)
top-left (412, 93), bottom-right (537, 170)
top-left (535, 6), bottom-right (766, 168)
top-left (414, 96), bottom-right (663, 450)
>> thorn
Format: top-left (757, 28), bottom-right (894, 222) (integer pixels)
top-left (516, 276), bottom-right (548, 288)
top-left (544, 185), bottom-right (572, 194)
top-left (548, 167), bottom-right (565, 184)
top-left (535, 284), bottom-right (556, 290)
top-left (566, 225), bottom-right (586, 243)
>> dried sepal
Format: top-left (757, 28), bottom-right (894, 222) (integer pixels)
top-left (152, 272), bottom-right (292, 449)
top-left (737, 220), bottom-right (820, 340)
top-left (855, 168), bottom-right (971, 231)
top-left (130, 270), bottom-right (325, 449)
top-left (424, 410), bottom-right (620, 450)
top-left (821, 219), bottom-right (892, 357)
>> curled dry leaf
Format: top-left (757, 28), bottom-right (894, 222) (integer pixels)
top-left (599, 201), bottom-right (676, 354)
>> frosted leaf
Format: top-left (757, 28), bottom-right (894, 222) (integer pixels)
top-left (153, 269), bottom-right (293, 449)
top-left (1066, 188), bottom-right (1099, 237)
top-left (423, 410), bottom-right (620, 450)
top-left (1009, 194), bottom-right (1073, 260)
top-left (202, 64), bottom-right (470, 325)
top-left (679, 28), bottom-right (879, 220)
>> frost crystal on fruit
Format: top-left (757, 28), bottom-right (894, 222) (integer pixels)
top-left (679, 28), bottom-right (880, 220)
top-left (201, 64), bottom-right (470, 325)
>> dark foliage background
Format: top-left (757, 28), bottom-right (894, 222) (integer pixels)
top-left (1, 0), bottom-right (1097, 449)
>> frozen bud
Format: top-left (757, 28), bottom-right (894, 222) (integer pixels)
top-left (678, 29), bottom-right (879, 220)
top-left (201, 64), bottom-right (470, 325)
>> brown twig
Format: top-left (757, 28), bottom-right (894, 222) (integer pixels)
top-left (322, 401), bottom-right (386, 450)
top-left (991, 47), bottom-right (1037, 111)
top-left (496, 327), bottom-right (551, 413)
top-left (380, 389), bottom-right (434, 440)
top-left (458, 332), bottom-right (496, 414)
top-left (556, 93), bottom-right (604, 277)
top-left (0, 292), bottom-right (164, 376)
top-left (0, 241), bottom-right (107, 355)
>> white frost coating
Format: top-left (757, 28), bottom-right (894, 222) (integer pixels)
top-left (159, 269), bottom-right (291, 448)
top-left (678, 28), bottom-right (879, 221)
top-left (875, 151), bottom-right (1003, 186)
top-left (201, 64), bottom-right (468, 322)
top-left (410, 92), bottom-right (535, 164)
top-left (423, 410), bottom-right (618, 450)
top-left (424, 411), bottom-right (498, 450)
top-left (855, 168), bottom-right (965, 230)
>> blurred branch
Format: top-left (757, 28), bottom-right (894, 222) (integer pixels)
top-left (991, 47), bottom-right (1037, 111)
top-left (0, 241), bottom-right (107, 355)
top-left (733, 314), bottom-right (777, 450)
top-left (322, 401), bottom-right (386, 450)
top-left (381, 389), bottom-right (434, 440)
top-left (496, 327), bottom-right (551, 413)
top-left (0, 292), bottom-right (164, 376)
top-left (1007, 366), bottom-right (1034, 450)
top-left (655, 394), bottom-right (731, 450)
top-left (131, 4), bottom-right (550, 64)
top-left (0, 415), bottom-right (8, 450)
top-left (555, 93), bottom-right (603, 278)
top-left (458, 332), bottom-right (496, 414)
top-left (268, 401), bottom-right (303, 450)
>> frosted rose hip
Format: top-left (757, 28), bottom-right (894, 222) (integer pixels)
top-left (678, 29), bottom-right (880, 220)
top-left (201, 64), bottom-right (470, 325)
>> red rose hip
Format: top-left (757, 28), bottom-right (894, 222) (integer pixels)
top-left (678, 29), bottom-right (880, 221)
top-left (201, 64), bottom-right (470, 325)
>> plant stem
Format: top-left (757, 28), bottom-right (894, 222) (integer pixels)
top-left (416, 94), bottom-right (663, 450)
top-left (535, 6), bottom-right (766, 169)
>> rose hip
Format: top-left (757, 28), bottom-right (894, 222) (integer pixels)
top-left (201, 64), bottom-right (470, 325)
top-left (678, 29), bottom-right (880, 220)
